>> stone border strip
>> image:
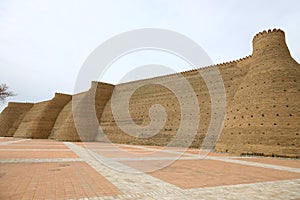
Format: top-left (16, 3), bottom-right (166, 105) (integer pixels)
top-left (208, 156), bottom-right (300, 174)
top-left (182, 179), bottom-right (300, 200)
top-left (64, 142), bottom-right (183, 194)
top-left (65, 142), bottom-right (300, 200)
top-left (109, 156), bottom-right (196, 161)
top-left (125, 144), bottom-right (300, 173)
top-left (73, 176), bottom-right (300, 200)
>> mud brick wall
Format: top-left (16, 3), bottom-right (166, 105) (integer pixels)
top-left (13, 93), bottom-right (71, 138)
top-left (215, 29), bottom-right (300, 157)
top-left (50, 82), bottom-right (114, 141)
top-left (48, 100), bottom-right (80, 141)
top-left (0, 102), bottom-right (33, 136)
top-left (97, 57), bottom-right (250, 147)
top-left (1, 29), bottom-right (299, 157)
top-left (99, 29), bottom-right (299, 157)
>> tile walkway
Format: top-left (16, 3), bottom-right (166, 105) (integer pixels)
top-left (0, 137), bottom-right (299, 199)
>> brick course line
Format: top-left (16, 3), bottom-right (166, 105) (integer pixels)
top-left (0, 138), bottom-right (31, 145)
top-left (109, 156), bottom-right (196, 161)
top-left (0, 149), bottom-right (71, 151)
top-left (0, 158), bottom-right (83, 163)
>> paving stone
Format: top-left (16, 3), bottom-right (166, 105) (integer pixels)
top-left (0, 138), bottom-right (299, 199)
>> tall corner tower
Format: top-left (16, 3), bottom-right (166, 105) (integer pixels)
top-left (216, 29), bottom-right (300, 157)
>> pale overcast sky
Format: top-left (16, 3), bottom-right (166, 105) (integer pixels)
top-left (0, 0), bottom-right (299, 111)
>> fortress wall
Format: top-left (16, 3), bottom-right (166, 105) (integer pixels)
top-left (98, 73), bottom-right (209, 146)
top-left (76, 82), bottom-right (115, 141)
top-left (215, 29), bottom-right (300, 157)
top-left (98, 29), bottom-right (299, 157)
top-left (14, 101), bottom-right (52, 138)
top-left (0, 102), bottom-right (33, 137)
top-left (48, 100), bottom-right (80, 141)
top-left (50, 82), bottom-right (114, 141)
top-left (217, 56), bottom-right (252, 106)
top-left (98, 58), bottom-right (250, 147)
top-left (14, 93), bottom-right (71, 138)
top-left (2, 29), bottom-right (298, 157)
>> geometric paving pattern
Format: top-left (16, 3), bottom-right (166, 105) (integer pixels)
top-left (0, 137), bottom-right (299, 199)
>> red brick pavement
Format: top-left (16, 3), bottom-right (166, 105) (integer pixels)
top-left (0, 162), bottom-right (121, 199)
top-left (0, 138), bottom-right (299, 199)
top-left (123, 159), bottom-right (300, 189)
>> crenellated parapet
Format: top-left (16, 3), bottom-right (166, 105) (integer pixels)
top-left (251, 28), bottom-right (296, 64)
top-left (252, 28), bottom-right (284, 43)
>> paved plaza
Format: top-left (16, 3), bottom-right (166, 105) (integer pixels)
top-left (0, 137), bottom-right (299, 200)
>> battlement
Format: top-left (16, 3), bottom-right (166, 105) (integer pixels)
top-left (251, 28), bottom-right (293, 61)
top-left (117, 53), bottom-right (252, 86)
top-left (252, 28), bottom-right (284, 43)
top-left (215, 55), bottom-right (253, 69)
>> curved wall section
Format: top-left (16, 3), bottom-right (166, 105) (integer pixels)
top-left (0, 102), bottom-right (33, 137)
top-left (13, 93), bottom-right (71, 139)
